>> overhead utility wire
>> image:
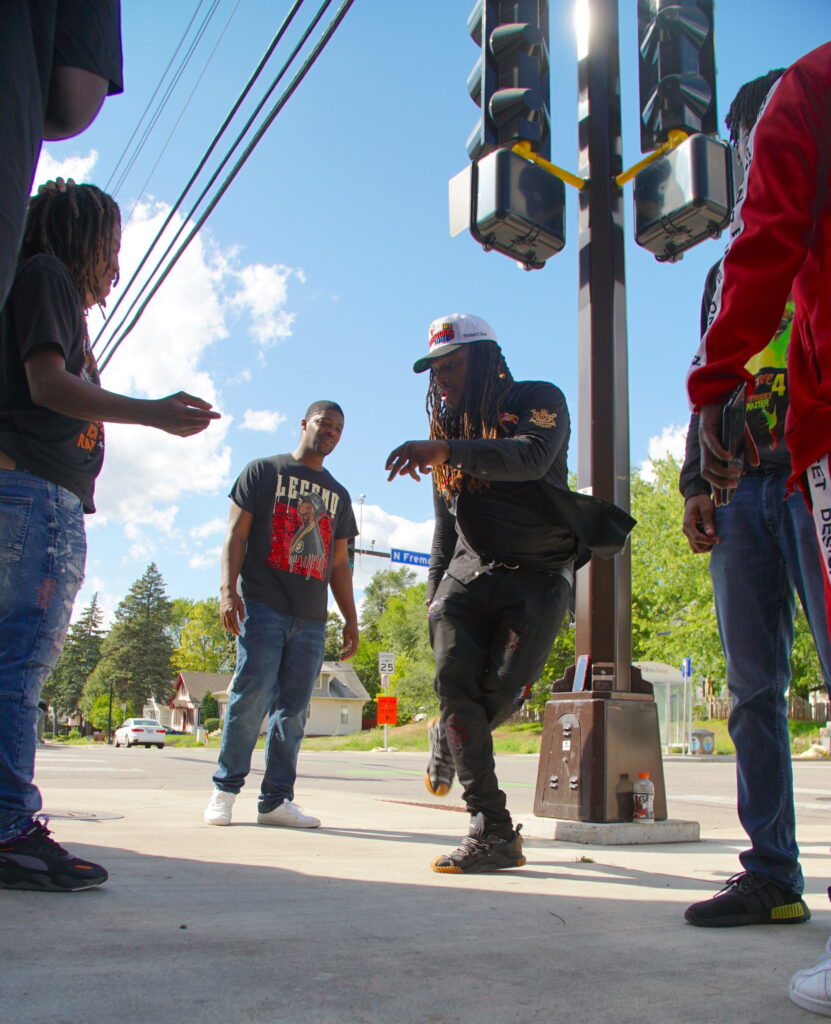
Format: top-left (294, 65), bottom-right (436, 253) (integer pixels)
top-left (96, 0), bottom-right (348, 368)
top-left (92, 0), bottom-right (308, 358)
top-left (98, 0), bottom-right (358, 372)
top-left (122, 0), bottom-right (243, 231)
top-left (108, 0), bottom-right (224, 198)
top-left (104, 0), bottom-right (216, 194)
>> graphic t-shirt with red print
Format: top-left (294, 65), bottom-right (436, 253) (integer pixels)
top-left (231, 454), bottom-right (357, 623)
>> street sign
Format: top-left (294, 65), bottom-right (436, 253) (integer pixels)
top-left (377, 696), bottom-right (398, 725)
top-left (681, 657), bottom-right (692, 677)
top-left (378, 651), bottom-right (395, 674)
top-left (390, 548), bottom-right (430, 567)
top-left (380, 673), bottom-right (390, 690)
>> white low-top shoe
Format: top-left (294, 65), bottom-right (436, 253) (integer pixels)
top-left (257, 800), bottom-right (320, 829)
top-left (204, 789), bottom-right (236, 826)
top-left (790, 937), bottom-right (831, 1018)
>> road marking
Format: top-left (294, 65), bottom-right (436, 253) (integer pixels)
top-left (672, 793), bottom-right (831, 812)
top-left (35, 766), bottom-right (147, 773)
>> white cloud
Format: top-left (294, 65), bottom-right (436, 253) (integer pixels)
top-left (189, 545), bottom-right (223, 571)
top-left (232, 263), bottom-right (301, 347)
top-left (34, 147), bottom-right (99, 186)
top-left (346, 503), bottom-right (435, 607)
top-left (640, 423), bottom-right (689, 481)
top-left (190, 517), bottom-right (227, 540)
top-left (240, 409), bottom-right (287, 432)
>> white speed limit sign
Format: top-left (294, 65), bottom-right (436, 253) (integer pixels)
top-left (378, 651), bottom-right (395, 675)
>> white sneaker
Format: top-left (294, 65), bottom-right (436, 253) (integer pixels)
top-left (789, 938), bottom-right (831, 1018)
top-left (204, 789), bottom-right (236, 826)
top-left (257, 800), bottom-right (320, 829)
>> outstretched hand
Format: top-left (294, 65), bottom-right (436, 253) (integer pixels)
top-left (150, 392), bottom-right (221, 436)
top-left (697, 403), bottom-right (759, 503)
top-left (385, 440), bottom-right (450, 482)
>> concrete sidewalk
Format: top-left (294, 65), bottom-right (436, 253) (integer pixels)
top-left (2, 750), bottom-right (829, 1024)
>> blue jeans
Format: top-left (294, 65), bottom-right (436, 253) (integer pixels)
top-left (0, 472), bottom-right (86, 841)
top-left (213, 598), bottom-right (325, 812)
top-left (710, 472), bottom-right (831, 893)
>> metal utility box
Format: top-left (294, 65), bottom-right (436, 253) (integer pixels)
top-left (449, 148), bottom-right (565, 270)
top-left (534, 690), bottom-right (668, 822)
top-left (633, 133), bottom-right (732, 262)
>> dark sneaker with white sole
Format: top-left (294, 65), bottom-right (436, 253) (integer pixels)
top-left (424, 716), bottom-right (455, 797)
top-left (432, 818), bottom-right (526, 875)
top-left (685, 870), bottom-right (810, 927)
top-left (0, 816), bottom-right (108, 892)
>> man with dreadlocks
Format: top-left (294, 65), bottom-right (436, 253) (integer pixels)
top-left (0, 181), bottom-right (220, 891)
top-left (681, 70), bottom-right (830, 929)
top-left (386, 313), bottom-right (577, 874)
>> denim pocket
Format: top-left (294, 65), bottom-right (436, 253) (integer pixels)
top-left (0, 496), bottom-right (32, 565)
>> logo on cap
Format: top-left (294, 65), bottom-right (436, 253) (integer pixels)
top-left (430, 323), bottom-right (456, 348)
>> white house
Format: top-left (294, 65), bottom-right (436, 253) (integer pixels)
top-left (151, 663), bottom-right (369, 737)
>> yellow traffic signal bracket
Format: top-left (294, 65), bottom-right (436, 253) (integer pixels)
top-left (615, 129), bottom-right (689, 188)
top-left (511, 140), bottom-right (586, 191)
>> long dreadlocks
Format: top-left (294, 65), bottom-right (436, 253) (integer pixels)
top-left (428, 339), bottom-right (513, 496)
top-left (18, 182), bottom-right (120, 310)
top-left (725, 68), bottom-right (785, 144)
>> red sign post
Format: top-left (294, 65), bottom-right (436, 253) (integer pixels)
top-left (376, 696), bottom-right (398, 725)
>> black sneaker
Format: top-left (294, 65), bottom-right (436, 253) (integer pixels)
top-left (432, 824), bottom-right (526, 874)
top-left (684, 870), bottom-right (810, 927)
top-left (424, 716), bottom-right (454, 797)
top-left (0, 816), bottom-right (108, 892)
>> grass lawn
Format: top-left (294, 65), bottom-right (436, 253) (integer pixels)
top-left (48, 717), bottom-right (825, 756)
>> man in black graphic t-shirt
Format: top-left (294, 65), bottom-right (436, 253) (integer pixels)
top-left (205, 401), bottom-right (359, 829)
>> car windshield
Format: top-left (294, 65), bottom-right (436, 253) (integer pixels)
top-left (134, 720), bottom-right (160, 727)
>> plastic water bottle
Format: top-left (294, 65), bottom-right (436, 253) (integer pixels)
top-left (633, 772), bottom-right (655, 823)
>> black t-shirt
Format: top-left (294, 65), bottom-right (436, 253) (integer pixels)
top-left (231, 455), bottom-right (358, 623)
top-left (0, 255), bottom-right (105, 512)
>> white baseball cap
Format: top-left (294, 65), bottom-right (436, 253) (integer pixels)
top-left (413, 313), bottom-right (498, 373)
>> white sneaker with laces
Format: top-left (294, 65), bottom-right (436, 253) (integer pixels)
top-left (789, 937), bottom-right (831, 1018)
top-left (257, 800), bottom-right (320, 829)
top-left (204, 789), bottom-right (236, 826)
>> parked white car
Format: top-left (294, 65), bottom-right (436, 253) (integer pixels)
top-left (113, 718), bottom-right (167, 749)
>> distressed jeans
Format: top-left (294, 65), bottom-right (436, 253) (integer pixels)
top-left (0, 471), bottom-right (86, 841)
top-left (213, 598), bottom-right (325, 812)
top-left (710, 471), bottom-right (831, 893)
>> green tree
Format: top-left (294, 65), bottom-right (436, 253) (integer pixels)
top-left (324, 610), bottom-right (346, 660)
top-left (361, 567), bottom-right (417, 641)
top-left (42, 594), bottom-right (105, 718)
top-left (87, 693), bottom-right (134, 732)
top-left (171, 597), bottom-right (235, 673)
top-left (369, 582), bottom-right (434, 723)
top-left (85, 563), bottom-right (175, 713)
top-left (201, 692), bottom-right (219, 719)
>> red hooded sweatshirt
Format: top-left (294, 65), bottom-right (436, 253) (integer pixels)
top-left (687, 41), bottom-right (831, 484)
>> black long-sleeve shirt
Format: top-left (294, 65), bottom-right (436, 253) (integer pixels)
top-left (427, 380), bottom-right (578, 600)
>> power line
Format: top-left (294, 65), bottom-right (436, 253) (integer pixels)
top-left (93, 0), bottom-right (312, 362)
top-left (98, 0), bottom-right (358, 371)
top-left (104, 0), bottom-right (221, 196)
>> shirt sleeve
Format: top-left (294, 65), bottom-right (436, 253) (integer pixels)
top-left (445, 382), bottom-right (569, 482)
top-left (334, 494), bottom-right (358, 541)
top-left (427, 484), bottom-right (456, 601)
top-left (229, 461), bottom-right (262, 515)
top-left (53, 0), bottom-right (124, 94)
top-left (687, 64), bottom-right (829, 408)
top-left (11, 258), bottom-right (80, 365)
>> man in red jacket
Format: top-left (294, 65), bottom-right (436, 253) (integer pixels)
top-left (686, 41), bottom-right (831, 1018)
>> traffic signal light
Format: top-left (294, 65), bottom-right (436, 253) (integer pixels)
top-left (637, 0), bottom-right (717, 153)
top-left (466, 0), bottom-right (551, 162)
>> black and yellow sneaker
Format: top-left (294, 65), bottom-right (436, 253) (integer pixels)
top-left (424, 716), bottom-right (455, 797)
top-left (685, 871), bottom-right (810, 927)
top-left (432, 824), bottom-right (526, 874)
top-left (0, 816), bottom-right (108, 892)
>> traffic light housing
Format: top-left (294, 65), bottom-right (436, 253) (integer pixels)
top-left (466, 0), bottom-right (551, 162)
top-left (637, 0), bottom-right (717, 153)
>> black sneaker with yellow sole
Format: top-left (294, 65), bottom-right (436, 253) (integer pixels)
top-left (432, 823), bottom-right (526, 874)
top-left (684, 870), bottom-right (810, 927)
top-left (424, 715), bottom-right (455, 797)
top-left (0, 816), bottom-right (108, 892)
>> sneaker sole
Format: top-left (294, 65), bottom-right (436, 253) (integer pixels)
top-left (431, 855), bottom-right (527, 875)
top-left (204, 816), bottom-right (232, 826)
top-left (790, 981), bottom-right (831, 1018)
top-left (0, 872), bottom-right (107, 892)
top-left (685, 901), bottom-right (811, 927)
top-left (256, 816), bottom-right (320, 829)
top-left (424, 771), bottom-right (452, 797)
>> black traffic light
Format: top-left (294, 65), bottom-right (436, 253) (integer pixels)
top-left (637, 0), bottom-right (717, 153)
top-left (466, 0), bottom-right (551, 162)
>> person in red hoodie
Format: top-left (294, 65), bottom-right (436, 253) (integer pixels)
top-left (686, 41), bottom-right (831, 1019)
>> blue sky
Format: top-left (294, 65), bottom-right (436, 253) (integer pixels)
top-left (36, 0), bottom-right (831, 622)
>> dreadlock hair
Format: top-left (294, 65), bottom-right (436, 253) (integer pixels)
top-left (427, 338), bottom-right (514, 496)
top-left (725, 68), bottom-right (785, 144)
top-left (18, 182), bottom-right (120, 310)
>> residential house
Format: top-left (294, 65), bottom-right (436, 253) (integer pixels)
top-left (166, 672), bottom-right (231, 733)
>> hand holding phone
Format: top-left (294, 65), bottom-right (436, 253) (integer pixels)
top-left (714, 383), bottom-right (747, 506)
